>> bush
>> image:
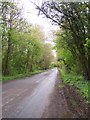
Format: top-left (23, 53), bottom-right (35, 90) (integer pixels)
top-left (60, 69), bottom-right (89, 102)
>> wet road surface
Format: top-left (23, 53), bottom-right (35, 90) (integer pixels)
top-left (2, 68), bottom-right (58, 118)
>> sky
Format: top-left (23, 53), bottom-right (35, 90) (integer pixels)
top-left (15, 0), bottom-right (59, 57)
top-left (15, 0), bottom-right (59, 38)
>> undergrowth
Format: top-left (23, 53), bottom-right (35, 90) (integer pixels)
top-left (2, 70), bottom-right (45, 82)
top-left (60, 69), bottom-right (89, 103)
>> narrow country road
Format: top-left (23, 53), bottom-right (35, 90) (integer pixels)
top-left (2, 68), bottom-right (58, 118)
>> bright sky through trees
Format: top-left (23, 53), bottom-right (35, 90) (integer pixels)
top-left (15, 0), bottom-right (58, 39)
top-left (14, 0), bottom-right (58, 57)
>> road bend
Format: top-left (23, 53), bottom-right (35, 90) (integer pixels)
top-left (2, 68), bottom-right (58, 118)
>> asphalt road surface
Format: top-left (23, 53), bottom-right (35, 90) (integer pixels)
top-left (2, 68), bottom-right (58, 118)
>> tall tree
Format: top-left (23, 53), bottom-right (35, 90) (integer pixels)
top-left (36, 1), bottom-right (90, 80)
top-left (1, 1), bottom-right (23, 75)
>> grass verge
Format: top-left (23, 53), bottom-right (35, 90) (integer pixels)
top-left (60, 69), bottom-right (89, 103)
top-left (2, 70), bottom-right (45, 83)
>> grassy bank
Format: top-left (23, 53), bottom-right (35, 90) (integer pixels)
top-left (2, 70), bottom-right (45, 83)
top-left (60, 69), bottom-right (89, 103)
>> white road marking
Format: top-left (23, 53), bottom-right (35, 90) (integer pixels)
top-left (4, 109), bottom-right (7, 111)
top-left (5, 101), bottom-right (9, 104)
top-left (2, 88), bottom-right (28, 107)
top-left (9, 98), bottom-right (14, 101)
top-left (2, 88), bottom-right (23, 100)
top-left (16, 94), bottom-right (20, 97)
top-left (36, 80), bottom-right (41, 83)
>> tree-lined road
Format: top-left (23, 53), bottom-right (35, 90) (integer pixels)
top-left (2, 68), bottom-right (58, 118)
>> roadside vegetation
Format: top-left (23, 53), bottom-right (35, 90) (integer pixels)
top-left (1, 0), bottom-right (90, 104)
top-left (2, 70), bottom-right (45, 82)
top-left (60, 69), bottom-right (88, 101)
top-left (1, 1), bottom-right (55, 82)
top-left (37, 1), bottom-right (90, 102)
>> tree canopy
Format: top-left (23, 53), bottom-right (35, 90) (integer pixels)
top-left (1, 1), bottom-right (54, 76)
top-left (37, 1), bottom-right (90, 80)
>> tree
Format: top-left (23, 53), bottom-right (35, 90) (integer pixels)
top-left (40, 43), bottom-right (55, 69)
top-left (1, 1), bottom-right (23, 75)
top-left (6, 24), bottom-right (45, 74)
top-left (36, 1), bottom-right (90, 80)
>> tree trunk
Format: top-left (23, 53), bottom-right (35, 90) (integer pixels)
top-left (3, 31), bottom-right (11, 75)
top-left (79, 47), bottom-right (90, 80)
